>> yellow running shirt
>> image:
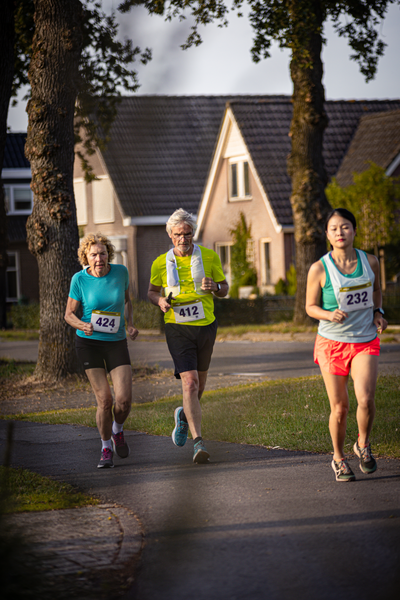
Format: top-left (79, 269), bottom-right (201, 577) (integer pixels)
top-left (150, 245), bottom-right (225, 326)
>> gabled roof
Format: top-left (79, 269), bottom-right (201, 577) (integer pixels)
top-left (198, 98), bottom-right (400, 228)
top-left (335, 109), bottom-right (400, 187)
top-left (101, 96), bottom-right (400, 227)
top-left (3, 133), bottom-right (30, 169)
top-left (101, 95), bottom-right (287, 219)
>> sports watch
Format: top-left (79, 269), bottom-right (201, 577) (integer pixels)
top-left (216, 283), bottom-right (221, 291)
top-left (374, 307), bottom-right (384, 315)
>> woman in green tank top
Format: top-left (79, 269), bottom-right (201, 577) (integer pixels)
top-left (306, 208), bottom-right (387, 482)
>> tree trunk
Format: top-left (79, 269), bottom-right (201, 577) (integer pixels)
top-left (0, 0), bottom-right (15, 329)
top-left (25, 0), bottom-right (83, 380)
top-left (287, 1), bottom-right (331, 324)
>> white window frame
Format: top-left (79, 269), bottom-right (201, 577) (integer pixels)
top-left (4, 184), bottom-right (33, 215)
top-left (260, 238), bottom-right (272, 286)
top-left (6, 251), bottom-right (21, 302)
top-left (228, 156), bottom-right (252, 202)
top-left (215, 242), bottom-right (233, 286)
top-left (92, 175), bottom-right (115, 224)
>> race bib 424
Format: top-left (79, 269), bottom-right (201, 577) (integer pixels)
top-left (91, 310), bottom-right (121, 334)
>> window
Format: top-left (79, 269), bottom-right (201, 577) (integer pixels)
top-left (260, 240), bottom-right (271, 285)
top-left (92, 176), bottom-right (114, 224)
top-left (6, 251), bottom-right (20, 301)
top-left (4, 185), bottom-right (33, 215)
top-left (73, 179), bottom-right (88, 225)
top-left (229, 159), bottom-right (251, 201)
top-left (215, 243), bottom-right (232, 285)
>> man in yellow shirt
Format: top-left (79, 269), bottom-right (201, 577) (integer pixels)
top-left (148, 208), bottom-right (229, 463)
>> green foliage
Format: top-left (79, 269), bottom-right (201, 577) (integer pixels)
top-left (229, 212), bottom-right (258, 298)
top-left (326, 162), bottom-right (400, 251)
top-left (10, 302), bottom-right (40, 330)
top-left (274, 265), bottom-right (297, 296)
top-left (12, 1), bottom-right (152, 181)
top-left (120, 0), bottom-right (396, 83)
top-left (286, 264), bottom-right (297, 296)
top-left (274, 278), bottom-right (287, 295)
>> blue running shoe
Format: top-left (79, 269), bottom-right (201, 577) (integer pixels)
top-left (193, 439), bottom-right (210, 464)
top-left (172, 407), bottom-right (189, 447)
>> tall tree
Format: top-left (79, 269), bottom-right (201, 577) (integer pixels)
top-left (6, 0), bottom-right (149, 380)
top-left (0, 1), bottom-right (15, 329)
top-left (121, 0), bottom-right (398, 322)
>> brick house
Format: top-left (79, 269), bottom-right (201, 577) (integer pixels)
top-left (3, 133), bottom-right (39, 304)
top-left (4, 97), bottom-right (400, 303)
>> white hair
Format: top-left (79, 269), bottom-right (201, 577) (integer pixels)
top-left (166, 208), bottom-right (197, 235)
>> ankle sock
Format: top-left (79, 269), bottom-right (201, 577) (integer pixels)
top-left (193, 436), bottom-right (202, 445)
top-left (180, 410), bottom-right (188, 423)
top-left (112, 421), bottom-right (123, 435)
top-left (102, 439), bottom-right (112, 450)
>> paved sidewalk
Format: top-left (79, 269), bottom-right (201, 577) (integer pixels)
top-left (4, 503), bottom-right (142, 599)
top-left (2, 420), bottom-right (400, 600)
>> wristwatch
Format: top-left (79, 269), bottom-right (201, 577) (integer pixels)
top-left (216, 283), bottom-right (221, 292)
top-left (374, 307), bottom-right (384, 315)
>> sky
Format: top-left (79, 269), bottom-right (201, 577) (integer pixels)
top-left (7, 2), bottom-right (400, 132)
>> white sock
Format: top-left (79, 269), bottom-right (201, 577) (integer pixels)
top-left (102, 439), bottom-right (112, 450)
top-left (112, 421), bottom-right (123, 435)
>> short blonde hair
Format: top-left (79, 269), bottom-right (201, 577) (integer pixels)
top-left (166, 208), bottom-right (197, 235)
top-left (78, 233), bottom-right (115, 266)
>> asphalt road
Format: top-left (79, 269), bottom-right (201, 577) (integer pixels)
top-left (1, 420), bottom-right (399, 600)
top-left (1, 338), bottom-right (400, 379)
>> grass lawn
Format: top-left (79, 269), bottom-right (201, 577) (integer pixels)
top-left (5, 374), bottom-right (400, 459)
top-left (0, 466), bottom-right (98, 513)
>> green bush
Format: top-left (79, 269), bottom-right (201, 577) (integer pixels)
top-left (274, 278), bottom-right (287, 295)
top-left (10, 303), bottom-right (40, 330)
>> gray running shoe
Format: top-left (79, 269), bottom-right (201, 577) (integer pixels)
top-left (172, 407), bottom-right (189, 447)
top-left (97, 447), bottom-right (114, 468)
top-left (193, 439), bottom-right (210, 464)
top-left (353, 440), bottom-right (377, 474)
top-left (112, 431), bottom-right (130, 458)
top-left (331, 458), bottom-right (355, 482)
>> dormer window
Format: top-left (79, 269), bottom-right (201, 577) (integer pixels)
top-left (5, 185), bottom-right (33, 214)
top-left (229, 158), bottom-right (251, 201)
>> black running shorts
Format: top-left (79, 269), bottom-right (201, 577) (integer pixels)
top-left (165, 320), bottom-right (218, 379)
top-left (75, 336), bottom-right (131, 372)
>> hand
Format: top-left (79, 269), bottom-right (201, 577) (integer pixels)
top-left (83, 322), bottom-right (93, 336)
top-left (374, 313), bottom-right (387, 334)
top-left (201, 277), bottom-right (216, 293)
top-left (330, 309), bottom-right (348, 324)
top-left (159, 296), bottom-right (174, 313)
top-left (127, 326), bottom-right (139, 341)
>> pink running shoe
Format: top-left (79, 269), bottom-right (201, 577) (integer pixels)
top-left (112, 431), bottom-right (130, 458)
top-left (97, 447), bottom-right (114, 469)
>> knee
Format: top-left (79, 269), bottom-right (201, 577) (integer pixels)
top-left (96, 393), bottom-right (113, 412)
top-left (357, 394), bottom-right (375, 411)
top-left (332, 402), bottom-right (348, 422)
top-left (115, 397), bottom-right (131, 414)
top-left (182, 376), bottom-right (199, 396)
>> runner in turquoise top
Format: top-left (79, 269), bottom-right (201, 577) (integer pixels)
top-left (306, 208), bottom-right (387, 483)
top-left (69, 263), bottom-right (129, 341)
top-left (65, 233), bottom-right (139, 469)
